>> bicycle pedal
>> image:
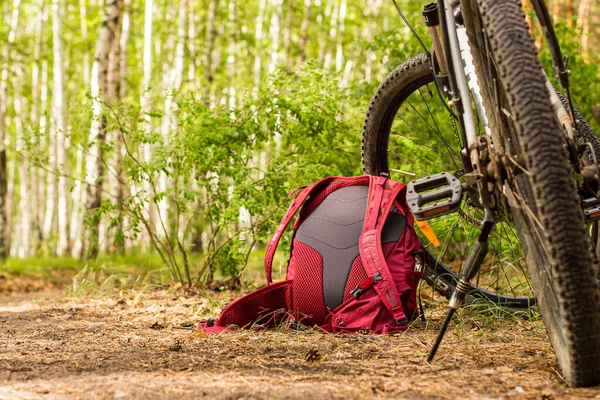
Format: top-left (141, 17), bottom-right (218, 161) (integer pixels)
top-left (583, 197), bottom-right (600, 222)
top-left (406, 172), bottom-right (463, 220)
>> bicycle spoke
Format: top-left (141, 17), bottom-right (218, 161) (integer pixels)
top-left (489, 231), bottom-right (520, 298)
top-left (387, 149), bottom-right (430, 176)
top-left (410, 94), bottom-right (461, 168)
top-left (500, 223), bottom-right (530, 290)
top-left (395, 115), bottom-right (457, 162)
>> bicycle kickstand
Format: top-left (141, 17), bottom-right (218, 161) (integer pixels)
top-left (427, 208), bottom-right (496, 362)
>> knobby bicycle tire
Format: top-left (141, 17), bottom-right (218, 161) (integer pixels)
top-left (462, 0), bottom-right (600, 386)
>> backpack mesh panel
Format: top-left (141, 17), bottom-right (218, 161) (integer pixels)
top-left (291, 241), bottom-right (328, 325)
top-left (343, 256), bottom-right (369, 303)
top-left (342, 242), bottom-right (398, 303)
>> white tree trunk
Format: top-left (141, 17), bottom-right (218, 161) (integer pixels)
top-left (6, 136), bottom-right (15, 256)
top-left (72, 0), bottom-right (95, 256)
top-left (204, 0), bottom-right (219, 105)
top-left (41, 56), bottom-right (56, 248)
top-left (363, 2), bottom-right (381, 83)
top-left (29, 0), bottom-right (46, 254)
top-left (157, 0), bottom-right (187, 239)
top-left (85, 64), bottom-right (103, 257)
top-left (120, 0), bottom-right (130, 96)
top-left (551, 0), bottom-right (559, 16)
top-left (268, 0), bottom-right (282, 74)
top-left (298, 0), bottom-right (311, 63)
top-left (323, 0), bottom-right (338, 71)
top-left (139, 0), bottom-right (155, 247)
top-left (101, 0), bottom-right (124, 253)
top-left (53, 0), bottom-right (70, 256)
top-left (317, 0), bottom-right (331, 66)
top-left (577, 0), bottom-right (590, 59)
top-left (253, 0), bottom-right (267, 97)
top-left (0, 0), bottom-right (21, 257)
top-left (227, 0), bottom-right (237, 112)
top-left (79, 0), bottom-right (90, 88)
top-left (340, 59), bottom-right (354, 88)
top-left (116, 0), bottom-right (131, 252)
top-left (70, 147), bottom-right (84, 257)
top-left (85, 0), bottom-right (123, 258)
top-left (335, 0), bottom-right (346, 73)
top-left (187, 1), bottom-right (196, 90)
top-left (13, 66), bottom-right (29, 258)
top-left (282, 0), bottom-right (293, 70)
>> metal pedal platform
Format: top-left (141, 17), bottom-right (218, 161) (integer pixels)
top-left (406, 172), bottom-right (463, 220)
top-left (583, 197), bottom-right (600, 222)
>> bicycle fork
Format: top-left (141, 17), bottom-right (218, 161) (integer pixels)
top-left (427, 209), bottom-right (495, 362)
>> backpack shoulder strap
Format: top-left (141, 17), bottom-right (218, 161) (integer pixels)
top-left (264, 175), bottom-right (370, 283)
top-left (359, 174), bottom-right (409, 325)
top-left (264, 176), bottom-right (337, 283)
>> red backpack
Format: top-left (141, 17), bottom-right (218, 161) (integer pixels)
top-left (198, 174), bottom-right (423, 334)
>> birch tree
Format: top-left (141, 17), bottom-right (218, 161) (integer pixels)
top-left (39, 60), bottom-right (50, 251)
top-left (298, 0), bottom-right (311, 63)
top-left (157, 0), bottom-right (187, 238)
top-left (323, 0), bottom-right (338, 71)
top-left (268, 0), bottom-right (282, 74)
top-left (335, 0), bottom-right (346, 73)
top-left (52, 0), bottom-right (70, 256)
top-left (204, 0), bottom-right (219, 104)
top-left (70, 147), bottom-right (85, 256)
top-left (188, 2), bottom-right (196, 90)
top-left (0, 0), bottom-right (21, 258)
top-left (138, 0), bottom-right (155, 247)
top-left (113, 0), bottom-right (131, 252)
top-left (30, 0), bottom-right (46, 252)
top-left (79, 0), bottom-right (90, 87)
top-left (282, 0), bottom-right (293, 70)
top-left (227, 0), bottom-right (237, 110)
top-left (253, 0), bottom-right (267, 95)
top-left (13, 65), bottom-right (29, 257)
top-left (85, 0), bottom-right (123, 258)
top-left (576, 0), bottom-right (591, 59)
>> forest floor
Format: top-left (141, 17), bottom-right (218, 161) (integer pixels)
top-left (2, 275), bottom-right (600, 399)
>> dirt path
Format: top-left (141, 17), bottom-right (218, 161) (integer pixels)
top-left (1, 285), bottom-right (600, 399)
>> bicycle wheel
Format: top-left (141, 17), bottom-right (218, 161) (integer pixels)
top-left (461, 0), bottom-right (600, 386)
top-left (362, 52), bottom-right (535, 309)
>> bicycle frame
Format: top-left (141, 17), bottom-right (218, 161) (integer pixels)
top-left (433, 0), bottom-right (496, 210)
top-left (430, 0), bottom-right (578, 210)
top-left (530, 0), bottom-right (576, 121)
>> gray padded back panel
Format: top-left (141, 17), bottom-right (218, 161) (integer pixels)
top-left (295, 186), bottom-right (406, 311)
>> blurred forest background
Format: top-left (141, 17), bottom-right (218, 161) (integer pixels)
top-left (0, 0), bottom-right (598, 289)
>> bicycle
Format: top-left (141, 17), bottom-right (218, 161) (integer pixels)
top-left (361, 0), bottom-right (600, 387)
